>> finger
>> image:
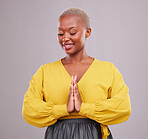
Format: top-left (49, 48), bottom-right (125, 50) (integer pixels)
top-left (73, 95), bottom-right (75, 101)
top-left (74, 84), bottom-right (78, 94)
top-left (72, 84), bottom-right (75, 94)
top-left (74, 75), bottom-right (77, 84)
top-left (70, 83), bottom-right (74, 95)
top-left (73, 84), bottom-right (75, 94)
top-left (74, 92), bottom-right (78, 100)
top-left (74, 82), bottom-right (78, 92)
top-left (74, 83), bottom-right (76, 94)
top-left (72, 75), bottom-right (75, 86)
top-left (75, 75), bottom-right (77, 81)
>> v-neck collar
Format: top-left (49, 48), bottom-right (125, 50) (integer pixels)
top-left (59, 57), bottom-right (96, 84)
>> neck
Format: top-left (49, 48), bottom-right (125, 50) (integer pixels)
top-left (65, 48), bottom-right (89, 64)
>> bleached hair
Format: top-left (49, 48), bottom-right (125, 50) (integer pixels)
top-left (59, 8), bottom-right (90, 28)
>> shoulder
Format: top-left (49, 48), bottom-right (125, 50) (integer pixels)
top-left (41, 59), bottom-right (61, 70)
top-left (94, 58), bottom-right (122, 76)
top-left (33, 60), bottom-right (61, 74)
top-left (94, 58), bottom-right (124, 80)
top-left (94, 58), bottom-right (114, 69)
top-left (95, 58), bottom-right (124, 79)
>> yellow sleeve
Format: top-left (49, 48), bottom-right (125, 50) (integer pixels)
top-left (79, 64), bottom-right (131, 125)
top-left (22, 65), bottom-right (70, 128)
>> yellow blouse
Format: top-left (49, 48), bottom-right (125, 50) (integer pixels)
top-left (22, 58), bottom-right (131, 139)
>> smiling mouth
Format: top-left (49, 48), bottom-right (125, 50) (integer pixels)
top-left (64, 45), bottom-right (73, 47)
top-left (62, 42), bottom-right (74, 50)
top-left (63, 44), bottom-right (74, 50)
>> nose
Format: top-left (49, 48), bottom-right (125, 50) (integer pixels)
top-left (62, 33), bottom-right (70, 42)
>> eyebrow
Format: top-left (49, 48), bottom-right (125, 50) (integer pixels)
top-left (58, 26), bottom-right (77, 30)
top-left (69, 26), bottom-right (76, 29)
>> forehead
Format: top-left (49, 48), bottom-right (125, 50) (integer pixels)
top-left (58, 15), bottom-right (85, 29)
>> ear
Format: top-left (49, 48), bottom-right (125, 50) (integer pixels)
top-left (85, 28), bottom-right (91, 38)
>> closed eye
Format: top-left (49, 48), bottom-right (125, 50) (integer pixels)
top-left (70, 32), bottom-right (76, 35)
top-left (58, 34), bottom-right (64, 36)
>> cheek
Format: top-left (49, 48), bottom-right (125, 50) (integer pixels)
top-left (75, 33), bottom-right (85, 44)
top-left (72, 33), bottom-right (83, 42)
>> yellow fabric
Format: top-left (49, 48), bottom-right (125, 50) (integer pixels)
top-left (22, 58), bottom-right (131, 139)
top-left (100, 124), bottom-right (110, 139)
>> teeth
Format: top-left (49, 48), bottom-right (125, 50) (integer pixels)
top-left (64, 45), bottom-right (72, 47)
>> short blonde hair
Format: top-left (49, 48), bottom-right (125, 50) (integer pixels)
top-left (59, 8), bottom-right (90, 28)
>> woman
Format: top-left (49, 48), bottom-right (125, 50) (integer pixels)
top-left (22, 8), bottom-right (131, 139)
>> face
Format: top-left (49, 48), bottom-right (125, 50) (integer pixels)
top-left (57, 15), bottom-right (91, 55)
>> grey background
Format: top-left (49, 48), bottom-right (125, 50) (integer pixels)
top-left (0, 0), bottom-right (147, 138)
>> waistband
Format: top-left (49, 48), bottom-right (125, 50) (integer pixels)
top-left (58, 118), bottom-right (110, 139)
top-left (57, 118), bottom-right (99, 123)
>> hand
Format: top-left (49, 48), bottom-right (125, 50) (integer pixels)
top-left (73, 75), bottom-right (82, 112)
top-left (67, 76), bottom-right (75, 113)
top-left (67, 75), bottom-right (82, 113)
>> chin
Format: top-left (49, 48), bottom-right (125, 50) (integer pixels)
top-left (65, 51), bottom-right (75, 55)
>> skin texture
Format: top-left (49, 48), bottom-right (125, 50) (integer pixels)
top-left (57, 15), bottom-right (92, 113)
top-left (67, 75), bottom-right (82, 112)
top-left (58, 15), bottom-right (91, 56)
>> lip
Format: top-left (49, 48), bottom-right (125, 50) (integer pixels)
top-left (65, 46), bottom-right (72, 50)
top-left (63, 42), bottom-right (74, 45)
top-left (63, 44), bottom-right (73, 50)
top-left (62, 43), bottom-right (74, 50)
top-left (62, 42), bottom-right (75, 51)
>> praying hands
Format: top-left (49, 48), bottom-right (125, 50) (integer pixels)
top-left (67, 75), bottom-right (82, 113)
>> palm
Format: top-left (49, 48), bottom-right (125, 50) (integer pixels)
top-left (73, 75), bottom-right (82, 111)
top-left (74, 93), bottom-right (82, 111)
top-left (67, 78), bottom-right (75, 113)
top-left (67, 93), bottom-right (75, 112)
top-left (67, 75), bottom-right (82, 113)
